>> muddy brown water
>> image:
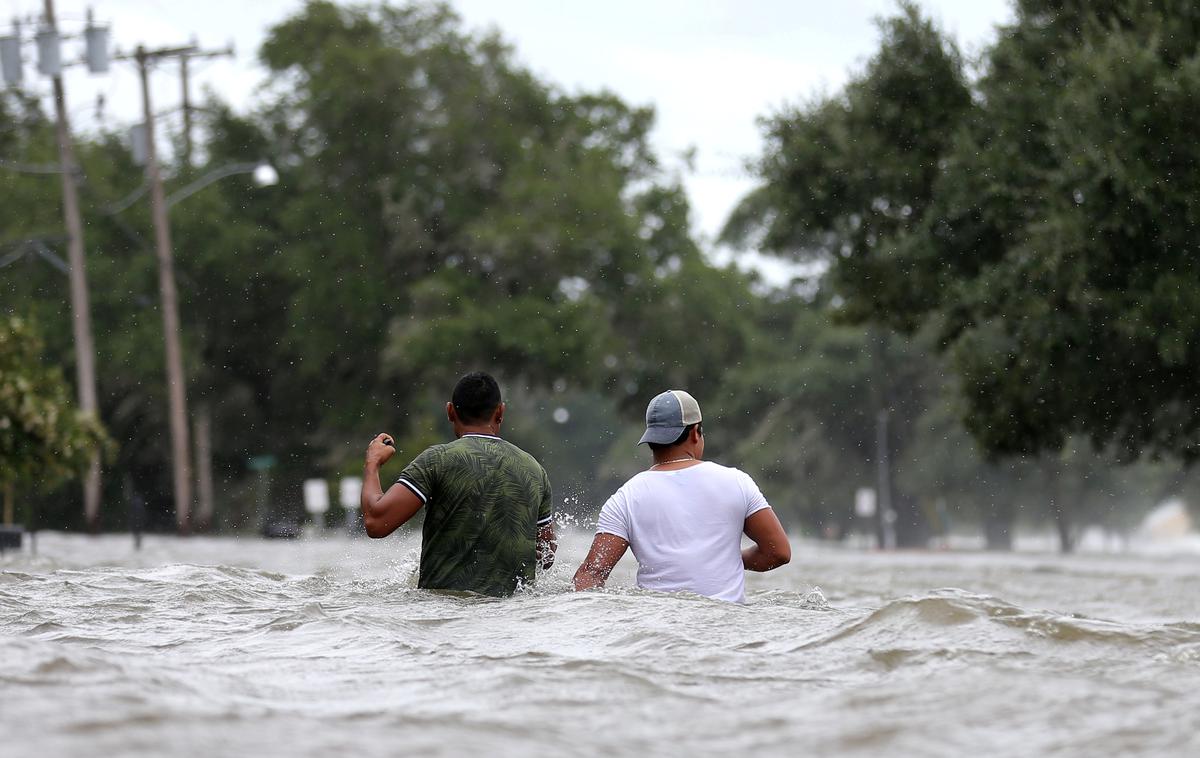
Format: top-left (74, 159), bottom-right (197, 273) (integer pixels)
top-left (2, 530), bottom-right (1199, 757)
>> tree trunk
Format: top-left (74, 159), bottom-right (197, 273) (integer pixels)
top-left (892, 492), bottom-right (930, 548)
top-left (1052, 501), bottom-right (1073, 553)
top-left (84, 457), bottom-right (101, 534)
top-left (2, 482), bottom-right (13, 526)
top-left (1051, 469), bottom-right (1074, 553)
top-left (871, 330), bottom-right (899, 549)
top-left (875, 409), bottom-right (895, 549)
top-left (983, 499), bottom-right (1015, 550)
top-left (194, 402), bottom-right (215, 532)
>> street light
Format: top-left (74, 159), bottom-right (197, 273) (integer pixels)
top-left (253, 162), bottom-right (279, 187)
top-left (165, 160), bottom-right (278, 207)
top-left (102, 156), bottom-right (276, 533)
top-left (122, 38), bottom-right (274, 534)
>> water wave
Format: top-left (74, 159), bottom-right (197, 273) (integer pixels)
top-left (2, 535), bottom-right (1199, 757)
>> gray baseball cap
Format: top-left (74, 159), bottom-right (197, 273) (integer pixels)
top-left (638, 390), bottom-right (703, 445)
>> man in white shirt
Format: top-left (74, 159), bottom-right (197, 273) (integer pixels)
top-left (573, 390), bottom-right (791, 602)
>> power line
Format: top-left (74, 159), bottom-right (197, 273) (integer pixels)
top-left (0, 156), bottom-right (66, 174)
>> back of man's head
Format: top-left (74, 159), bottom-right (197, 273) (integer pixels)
top-left (639, 389), bottom-right (703, 449)
top-left (647, 423), bottom-right (701, 453)
top-left (452, 371), bottom-right (502, 424)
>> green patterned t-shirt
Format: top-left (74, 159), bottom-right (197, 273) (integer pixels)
top-left (397, 434), bottom-right (553, 597)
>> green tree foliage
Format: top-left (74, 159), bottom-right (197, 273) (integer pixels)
top-left (1, 92), bottom-right (156, 527)
top-left (927, 0), bottom-right (1200, 461)
top-left (714, 288), bottom-right (939, 545)
top-left (4, 2), bottom-right (760, 529)
top-left (716, 4), bottom-right (974, 545)
top-left (722, 2), bottom-right (972, 330)
top-left (0, 93), bottom-right (76, 356)
top-left (7, 0), bottom-right (1195, 548)
top-left (0, 317), bottom-right (110, 503)
top-left (731, 0), bottom-right (1200, 463)
top-left (248, 0), bottom-right (757, 449)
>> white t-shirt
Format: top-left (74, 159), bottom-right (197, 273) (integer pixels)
top-left (596, 461), bottom-right (771, 603)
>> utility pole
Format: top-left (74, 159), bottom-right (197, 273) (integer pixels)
top-left (135, 43), bottom-right (196, 534)
top-left (177, 42), bottom-right (231, 531)
top-left (178, 53), bottom-right (190, 165)
top-left (122, 39), bottom-right (233, 534)
top-left (179, 42), bottom-right (233, 168)
top-left (180, 52), bottom-right (192, 167)
top-left (44, 0), bottom-right (102, 531)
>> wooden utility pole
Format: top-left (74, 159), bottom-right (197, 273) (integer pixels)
top-left (124, 39), bottom-right (233, 534)
top-left (116, 39), bottom-right (232, 534)
top-left (180, 52), bottom-right (192, 166)
top-left (44, 0), bottom-right (102, 531)
top-left (179, 43), bottom-right (232, 168)
top-left (135, 43), bottom-right (196, 534)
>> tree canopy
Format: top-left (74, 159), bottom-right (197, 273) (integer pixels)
top-left (727, 0), bottom-right (1200, 463)
top-left (4, 0), bottom-right (1198, 550)
top-left (0, 316), bottom-right (110, 499)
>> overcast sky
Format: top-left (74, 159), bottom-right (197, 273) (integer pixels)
top-left (9, 0), bottom-right (1013, 275)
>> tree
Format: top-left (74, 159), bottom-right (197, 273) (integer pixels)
top-left (875, 0), bottom-right (1200, 464)
top-left (251, 0), bottom-right (761, 478)
top-left (713, 289), bottom-right (938, 546)
top-left (727, 1), bottom-right (1200, 550)
top-left (721, 2), bottom-right (972, 331)
top-left (0, 316), bottom-right (110, 525)
top-left (718, 4), bottom-right (971, 546)
top-left (734, 0), bottom-right (1200, 464)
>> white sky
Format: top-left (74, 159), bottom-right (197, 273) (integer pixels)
top-left (8, 0), bottom-right (1013, 278)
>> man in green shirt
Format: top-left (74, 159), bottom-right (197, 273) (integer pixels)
top-left (360, 372), bottom-right (556, 596)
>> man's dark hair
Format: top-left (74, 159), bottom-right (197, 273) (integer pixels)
top-left (647, 423), bottom-right (702, 453)
top-left (452, 372), bottom-right (502, 424)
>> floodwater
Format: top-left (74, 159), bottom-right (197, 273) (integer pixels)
top-left (2, 529), bottom-right (1199, 757)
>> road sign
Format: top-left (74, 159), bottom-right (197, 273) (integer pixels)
top-left (248, 455), bottom-right (277, 472)
top-left (303, 479), bottom-right (330, 514)
top-left (339, 477), bottom-right (361, 509)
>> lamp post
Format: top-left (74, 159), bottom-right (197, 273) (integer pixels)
top-left (164, 160), bottom-right (276, 531)
top-left (165, 161), bottom-right (278, 207)
top-left (104, 156), bottom-right (276, 533)
top-left (132, 47), bottom-right (275, 533)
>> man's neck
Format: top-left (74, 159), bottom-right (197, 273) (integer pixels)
top-left (456, 425), bottom-right (499, 438)
top-left (652, 447), bottom-right (698, 465)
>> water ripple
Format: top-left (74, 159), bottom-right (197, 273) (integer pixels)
top-left (1, 533), bottom-right (1198, 757)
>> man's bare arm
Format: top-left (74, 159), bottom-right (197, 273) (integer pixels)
top-left (360, 433), bottom-right (424, 538)
top-left (537, 523), bottom-right (557, 570)
top-left (742, 508), bottom-right (791, 571)
top-left (573, 532), bottom-right (629, 591)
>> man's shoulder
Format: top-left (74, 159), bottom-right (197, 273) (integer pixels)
top-left (451, 436), bottom-right (547, 475)
top-left (499, 439), bottom-right (546, 471)
top-left (699, 460), bottom-right (756, 482)
top-left (617, 461), bottom-right (741, 493)
top-left (411, 441), bottom-right (451, 463)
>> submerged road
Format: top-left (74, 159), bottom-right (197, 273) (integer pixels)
top-left (2, 530), bottom-right (1198, 757)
